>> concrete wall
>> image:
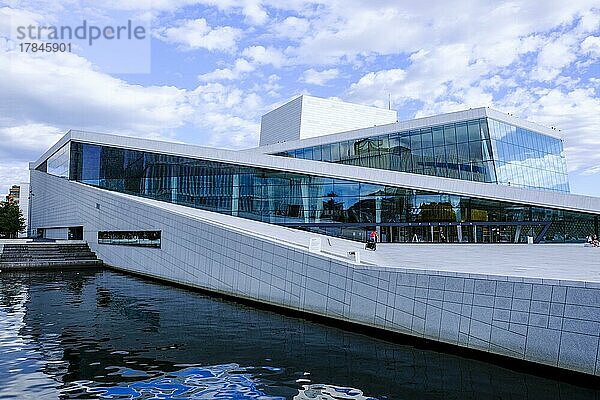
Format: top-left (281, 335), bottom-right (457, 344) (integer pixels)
top-left (30, 170), bottom-right (600, 376)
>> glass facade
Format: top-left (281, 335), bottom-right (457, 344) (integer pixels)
top-left (44, 143), bottom-right (71, 178)
top-left (274, 118), bottom-right (569, 193)
top-left (488, 119), bottom-right (569, 192)
top-left (49, 141), bottom-right (598, 244)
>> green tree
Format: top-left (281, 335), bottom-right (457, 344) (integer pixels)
top-left (0, 202), bottom-right (25, 238)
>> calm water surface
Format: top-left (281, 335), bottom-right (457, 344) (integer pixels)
top-left (0, 269), bottom-right (598, 400)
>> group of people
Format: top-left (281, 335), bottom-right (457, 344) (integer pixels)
top-left (587, 235), bottom-right (600, 247)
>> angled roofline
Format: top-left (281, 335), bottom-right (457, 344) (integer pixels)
top-left (30, 130), bottom-right (599, 215)
top-left (248, 107), bottom-right (563, 155)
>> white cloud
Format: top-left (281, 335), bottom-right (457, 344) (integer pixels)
top-left (198, 58), bottom-right (255, 81)
top-left (187, 82), bottom-right (263, 148)
top-left (193, 46), bottom-right (288, 84)
top-left (346, 68), bottom-right (407, 108)
top-left (0, 161), bottom-right (30, 204)
top-left (301, 68), bottom-right (339, 85)
top-left (0, 124), bottom-right (63, 160)
top-left (582, 165), bottom-right (600, 176)
top-left (530, 36), bottom-right (578, 82)
top-left (156, 18), bottom-right (242, 51)
top-left (99, 0), bottom-right (272, 25)
top-left (499, 87), bottom-right (600, 174)
top-left (249, 74), bottom-right (282, 96)
top-left (0, 7), bottom-right (46, 39)
top-left (285, 1), bottom-right (598, 65)
top-left (0, 51), bottom-right (193, 134)
top-left (241, 1), bottom-right (268, 25)
top-left (241, 45), bottom-right (286, 67)
top-left (0, 45), bottom-right (267, 184)
top-left (272, 16), bottom-right (310, 39)
top-left (581, 35), bottom-right (600, 58)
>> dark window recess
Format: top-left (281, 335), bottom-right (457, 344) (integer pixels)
top-left (68, 226), bottom-right (83, 240)
top-left (36, 160), bottom-right (47, 172)
top-left (98, 230), bottom-right (161, 248)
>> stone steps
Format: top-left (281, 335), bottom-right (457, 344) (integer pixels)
top-left (0, 243), bottom-right (103, 270)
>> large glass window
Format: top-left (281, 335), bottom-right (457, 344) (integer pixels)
top-left (63, 141), bottom-right (597, 244)
top-left (274, 117), bottom-right (568, 193)
top-left (98, 231), bottom-right (161, 247)
top-left (274, 118), bottom-right (496, 184)
top-left (46, 143), bottom-right (71, 178)
top-left (488, 119), bottom-right (569, 192)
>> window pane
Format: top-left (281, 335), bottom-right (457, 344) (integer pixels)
top-left (469, 141), bottom-right (484, 162)
top-left (455, 124), bottom-right (468, 143)
top-left (330, 142), bottom-right (340, 162)
top-left (421, 128), bottom-right (433, 148)
top-left (468, 121), bottom-right (481, 141)
top-left (411, 132), bottom-right (422, 149)
top-left (313, 145), bottom-right (322, 161)
top-left (321, 144), bottom-right (332, 162)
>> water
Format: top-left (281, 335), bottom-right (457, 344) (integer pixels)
top-left (0, 270), bottom-right (598, 400)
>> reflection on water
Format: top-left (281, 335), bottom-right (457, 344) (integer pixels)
top-left (87, 364), bottom-right (284, 399)
top-left (0, 269), bottom-right (598, 400)
top-left (295, 384), bottom-right (374, 400)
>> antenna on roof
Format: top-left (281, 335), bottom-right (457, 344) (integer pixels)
top-left (388, 93), bottom-right (391, 110)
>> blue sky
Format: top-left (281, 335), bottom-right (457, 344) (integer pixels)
top-left (0, 1), bottom-right (599, 197)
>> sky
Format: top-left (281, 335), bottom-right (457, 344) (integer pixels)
top-left (0, 0), bottom-right (599, 197)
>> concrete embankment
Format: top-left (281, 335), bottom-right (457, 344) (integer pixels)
top-left (0, 241), bottom-right (102, 270)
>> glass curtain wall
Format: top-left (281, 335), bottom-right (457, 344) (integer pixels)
top-left (57, 142), bottom-right (598, 244)
top-left (487, 119), bottom-right (569, 192)
top-left (275, 118), bottom-right (568, 193)
top-left (276, 118), bottom-right (495, 184)
top-left (44, 143), bottom-right (71, 178)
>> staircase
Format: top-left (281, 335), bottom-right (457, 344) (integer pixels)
top-left (0, 242), bottom-right (103, 270)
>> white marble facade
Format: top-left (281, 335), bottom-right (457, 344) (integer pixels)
top-left (30, 170), bottom-right (600, 376)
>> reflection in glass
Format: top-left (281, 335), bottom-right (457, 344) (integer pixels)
top-left (64, 142), bottom-right (597, 244)
top-left (46, 143), bottom-right (71, 178)
top-left (274, 117), bottom-right (569, 193)
top-left (487, 119), bottom-right (569, 192)
top-left (98, 231), bottom-right (161, 247)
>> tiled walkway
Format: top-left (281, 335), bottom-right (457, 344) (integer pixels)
top-left (119, 191), bottom-right (600, 283)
